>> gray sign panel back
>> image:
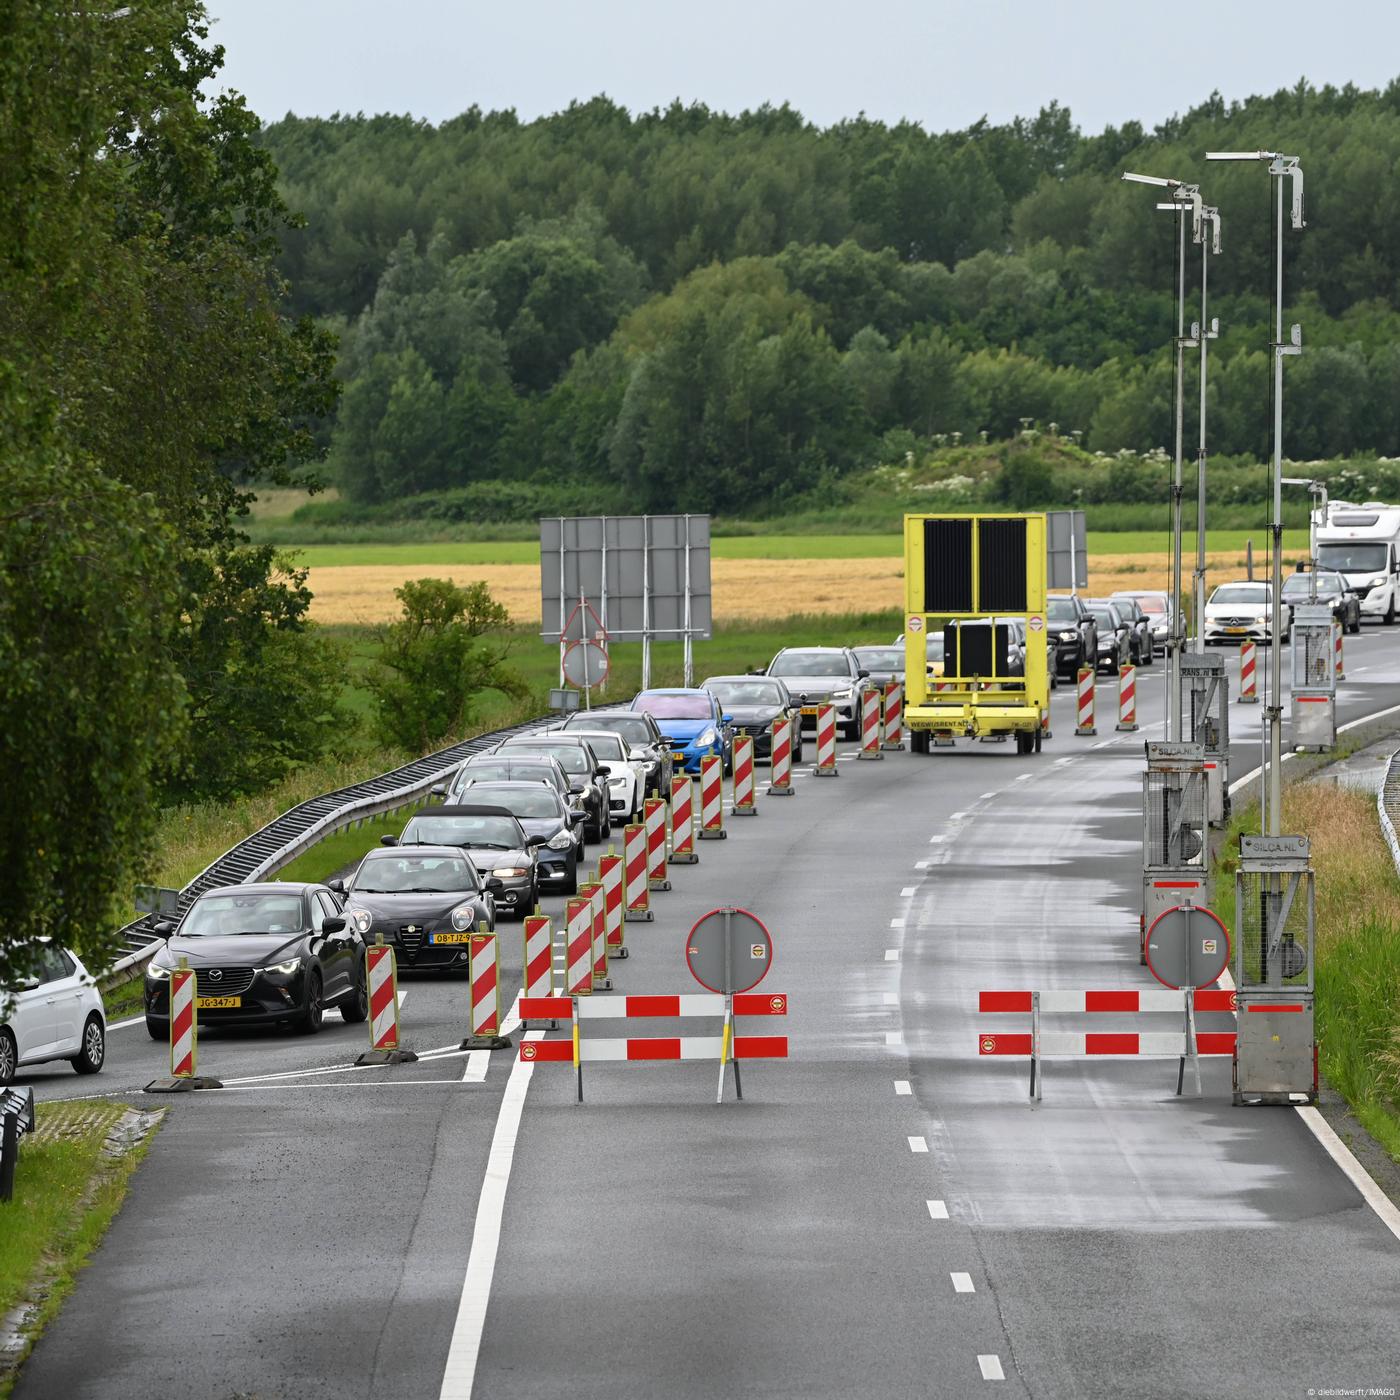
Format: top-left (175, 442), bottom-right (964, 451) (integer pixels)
top-left (1046, 510), bottom-right (1088, 590)
top-left (540, 515), bottom-right (712, 642)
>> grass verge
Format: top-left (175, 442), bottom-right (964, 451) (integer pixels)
top-left (1216, 784), bottom-right (1400, 1160)
top-left (0, 1102), bottom-right (161, 1397)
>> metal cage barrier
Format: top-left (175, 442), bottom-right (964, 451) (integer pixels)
top-left (1141, 742), bottom-right (1210, 961)
top-left (1290, 603), bottom-right (1337, 752)
top-left (1181, 653), bottom-right (1229, 825)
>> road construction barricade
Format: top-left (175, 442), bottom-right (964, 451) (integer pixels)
top-left (462, 928), bottom-right (511, 1048)
top-left (1238, 639), bottom-right (1258, 703)
top-left (597, 850), bottom-right (626, 955)
top-left (699, 754), bottom-right (727, 839)
top-left (522, 914), bottom-right (553, 1001)
top-left (170, 963), bottom-right (198, 1078)
top-left (1116, 664), bottom-right (1138, 732)
top-left (1075, 666), bottom-right (1097, 736)
top-left (977, 987), bottom-right (1236, 1103)
top-left (732, 734), bottom-right (757, 814)
top-left (644, 796), bottom-right (671, 889)
top-left (767, 717), bottom-right (795, 795)
top-left (814, 703), bottom-right (838, 776)
top-left (670, 774), bottom-right (699, 861)
top-left (858, 687), bottom-right (883, 760)
top-left (881, 682), bottom-right (904, 750)
top-left (582, 880), bottom-right (610, 990)
top-left (367, 943), bottom-right (402, 1050)
top-left (622, 822), bottom-right (652, 921)
top-left (516, 991), bottom-right (789, 1102)
top-left (564, 896), bottom-right (593, 995)
top-left (1335, 622), bottom-right (1345, 680)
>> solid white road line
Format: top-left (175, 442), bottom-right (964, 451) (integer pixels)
top-left (978, 1354), bottom-right (1005, 1381)
top-left (461, 1050), bottom-right (490, 1083)
top-left (1295, 1107), bottom-right (1400, 1244)
top-left (951, 1272), bottom-right (975, 1294)
top-left (109, 1015), bottom-right (144, 1031)
top-left (894, 1080), bottom-right (912, 1095)
top-left (907, 1135), bottom-right (929, 1153)
top-left (926, 1199), bottom-right (949, 1219)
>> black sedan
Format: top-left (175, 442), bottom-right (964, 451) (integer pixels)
top-left (1084, 599), bottom-right (1131, 674)
top-left (333, 845), bottom-right (496, 975)
top-left (699, 675), bottom-right (805, 763)
top-left (143, 882), bottom-right (366, 1038)
top-left (388, 805), bottom-right (545, 919)
top-left (453, 782), bottom-right (583, 894)
top-left (495, 736), bottom-right (610, 841)
top-left (1282, 569), bottom-right (1362, 634)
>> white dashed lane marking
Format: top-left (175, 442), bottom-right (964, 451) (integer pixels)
top-left (900, 886), bottom-right (917, 897)
top-left (926, 1200), bottom-right (949, 1219)
top-left (889, 917), bottom-right (906, 929)
top-left (894, 1080), bottom-right (912, 1096)
top-left (978, 1354), bottom-right (1005, 1381)
top-left (951, 1272), bottom-right (975, 1294)
top-left (907, 1136), bottom-right (929, 1153)
top-left (884, 949), bottom-right (900, 961)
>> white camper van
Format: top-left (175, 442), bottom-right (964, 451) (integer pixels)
top-left (1315, 501), bottom-right (1400, 625)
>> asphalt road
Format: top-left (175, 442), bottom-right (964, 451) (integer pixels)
top-left (15, 628), bottom-right (1400, 1400)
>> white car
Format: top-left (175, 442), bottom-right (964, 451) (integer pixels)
top-left (547, 727), bottom-right (644, 823)
top-left (1, 943), bottom-right (107, 1084)
top-left (1204, 581), bottom-right (1291, 646)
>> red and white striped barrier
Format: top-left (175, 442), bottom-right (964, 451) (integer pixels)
top-left (170, 963), bottom-right (197, 1078)
top-left (767, 716), bottom-right (795, 796)
top-left (732, 734), bottom-right (757, 814)
top-left (670, 774), bottom-right (698, 861)
top-left (1238, 638), bottom-right (1258, 703)
top-left (564, 896), bottom-right (593, 995)
top-left (583, 880), bottom-right (610, 991)
top-left (814, 703), bottom-right (838, 776)
top-left (367, 943), bottom-right (401, 1052)
top-left (699, 754), bottom-right (726, 839)
top-left (644, 796), bottom-right (671, 889)
top-left (978, 986), bottom-right (1235, 1101)
top-left (622, 822), bottom-right (652, 922)
top-left (597, 850), bottom-right (626, 956)
top-left (881, 681), bottom-right (904, 750)
top-left (1075, 666), bottom-right (1097, 736)
top-left (1335, 621), bottom-right (1345, 680)
top-left (463, 929), bottom-right (510, 1048)
top-left (522, 914), bottom-right (553, 1003)
top-left (1116, 663), bottom-right (1138, 732)
top-left (858, 687), bottom-right (883, 760)
top-left (517, 992), bottom-right (789, 1102)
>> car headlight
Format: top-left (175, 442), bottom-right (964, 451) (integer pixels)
top-left (638, 758), bottom-right (657, 772)
top-left (451, 903), bottom-right (480, 931)
top-left (348, 908), bottom-right (372, 935)
top-left (696, 727), bottom-right (716, 747)
top-left (608, 775), bottom-right (626, 788)
top-left (832, 688), bottom-right (854, 702)
top-left (258, 956), bottom-right (303, 977)
top-left (492, 866), bottom-right (529, 878)
top-left (1059, 630), bottom-right (1078, 642)
top-left (146, 961), bottom-right (172, 981)
top-left (547, 830), bottom-right (574, 850)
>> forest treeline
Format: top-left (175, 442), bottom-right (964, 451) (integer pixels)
top-left (261, 84), bottom-right (1400, 517)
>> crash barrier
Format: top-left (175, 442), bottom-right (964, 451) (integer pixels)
top-left (598, 851), bottom-right (626, 954)
top-left (565, 896), bottom-right (593, 994)
top-left (881, 682), bottom-right (904, 750)
top-left (1335, 622), bottom-right (1346, 680)
top-left (977, 987), bottom-right (1236, 1103)
top-left (463, 929), bottom-right (511, 1048)
top-left (767, 716), bottom-right (795, 796)
top-left (1238, 639), bottom-right (1258, 703)
top-left (1075, 667), bottom-right (1097, 736)
top-left (670, 774), bottom-right (699, 860)
top-left (644, 797), bottom-right (671, 889)
top-left (0, 1085), bottom-right (35, 1203)
top-left (369, 942), bottom-right (403, 1050)
top-left (623, 823), bottom-right (652, 921)
top-left (732, 734), bottom-right (757, 813)
top-left (814, 703), bottom-right (838, 776)
top-left (699, 755), bottom-right (727, 838)
top-left (858, 687), bottom-right (883, 760)
top-left (516, 992), bottom-right (789, 1102)
top-left (1116, 664), bottom-right (1138, 732)
top-left (171, 963), bottom-right (197, 1078)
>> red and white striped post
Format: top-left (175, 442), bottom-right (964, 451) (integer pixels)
top-left (767, 716), bottom-right (795, 796)
top-left (463, 927), bottom-right (510, 1048)
top-left (699, 755), bottom-right (727, 839)
top-left (644, 796), bottom-right (671, 889)
top-left (622, 822), bottom-right (652, 921)
top-left (522, 914), bottom-right (553, 1002)
top-left (169, 960), bottom-right (197, 1079)
top-left (598, 849), bottom-right (626, 956)
top-left (1075, 666), bottom-right (1097, 736)
top-left (366, 942), bottom-right (400, 1051)
top-left (670, 774), bottom-right (699, 861)
top-left (584, 879), bottom-right (610, 991)
top-left (1115, 663), bottom-right (1138, 732)
top-left (1335, 621), bottom-right (1346, 681)
top-left (814, 703), bottom-right (839, 776)
top-left (732, 734), bottom-right (757, 814)
top-left (858, 687), bottom-right (883, 760)
top-left (1238, 638), bottom-right (1258, 703)
top-left (881, 681), bottom-right (904, 750)
top-left (565, 896), bottom-right (593, 994)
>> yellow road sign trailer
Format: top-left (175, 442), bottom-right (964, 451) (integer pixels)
top-left (903, 513), bottom-right (1050, 755)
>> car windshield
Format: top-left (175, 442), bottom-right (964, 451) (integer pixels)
top-left (570, 714), bottom-right (652, 746)
top-left (508, 743), bottom-right (588, 773)
top-left (564, 733), bottom-right (625, 761)
top-left (182, 893), bottom-right (305, 937)
top-left (456, 762), bottom-right (514, 784)
top-left (706, 680), bottom-right (785, 705)
top-left (1120, 593), bottom-right (1169, 617)
top-left (402, 816), bottom-right (521, 850)
top-left (852, 649), bottom-right (903, 672)
top-left (352, 854), bottom-right (477, 894)
top-left (770, 652), bottom-right (847, 677)
top-left (1211, 585), bottom-right (1270, 605)
top-left (926, 634), bottom-right (945, 660)
top-left (636, 694), bottom-right (712, 719)
top-left (1282, 573), bottom-right (1341, 599)
top-left (1046, 598), bottom-right (1078, 623)
top-left (1318, 542), bottom-right (1388, 573)
top-left (1085, 605), bottom-right (1118, 626)
top-left (470, 785), bottom-right (564, 818)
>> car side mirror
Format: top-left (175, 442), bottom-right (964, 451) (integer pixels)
top-left (525, 834), bottom-right (547, 847)
top-left (567, 811), bottom-right (585, 826)
top-left (721, 714), bottom-right (734, 725)
top-left (379, 834), bottom-right (399, 847)
top-left (856, 669), bottom-right (870, 679)
top-left (153, 919), bottom-right (176, 938)
top-left (326, 879), bottom-right (346, 895)
top-left (594, 766), bottom-right (608, 778)
top-left (430, 784), bottom-right (446, 799)
top-left (485, 878), bottom-right (505, 893)
top-left (322, 915), bottom-right (347, 935)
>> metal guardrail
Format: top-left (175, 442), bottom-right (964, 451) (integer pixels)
top-left (1377, 748), bottom-right (1400, 878)
top-left (105, 712), bottom-right (557, 980)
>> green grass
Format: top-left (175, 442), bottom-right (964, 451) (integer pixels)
top-left (0, 1101), bottom-right (159, 1396)
top-left (275, 808), bottom-right (425, 884)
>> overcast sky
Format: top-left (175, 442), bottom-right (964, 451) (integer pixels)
top-left (206, 0), bottom-right (1400, 136)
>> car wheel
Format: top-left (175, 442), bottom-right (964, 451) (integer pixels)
top-left (1350, 616), bottom-right (1361, 635)
top-left (1386, 600), bottom-right (1396, 626)
top-left (295, 971), bottom-right (324, 1035)
top-left (71, 1014), bottom-right (105, 1075)
top-left (145, 1016), bottom-right (165, 1042)
top-left (0, 1028), bottom-right (15, 1086)
top-left (341, 961), bottom-right (369, 1023)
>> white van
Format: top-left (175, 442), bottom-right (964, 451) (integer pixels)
top-left (1315, 501), bottom-right (1400, 624)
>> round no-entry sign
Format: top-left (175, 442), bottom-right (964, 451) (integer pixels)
top-left (685, 907), bottom-right (773, 994)
top-left (1144, 904), bottom-right (1230, 989)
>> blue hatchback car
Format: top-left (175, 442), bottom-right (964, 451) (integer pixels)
top-left (633, 688), bottom-right (734, 774)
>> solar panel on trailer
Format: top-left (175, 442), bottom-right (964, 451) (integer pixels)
top-left (978, 518), bottom-right (1028, 611)
top-left (923, 518), bottom-right (973, 613)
